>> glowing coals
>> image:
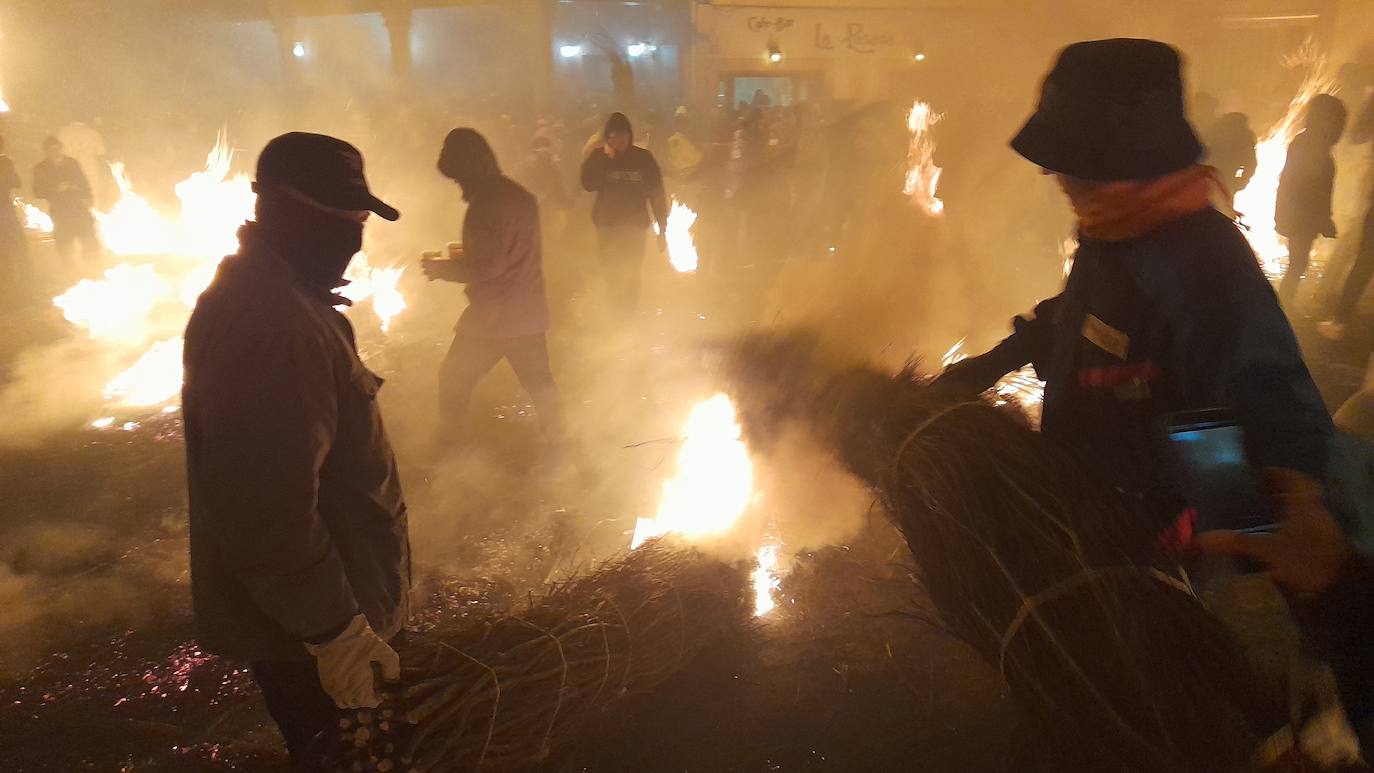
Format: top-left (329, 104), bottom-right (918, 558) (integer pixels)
top-left (752, 545), bottom-right (781, 616)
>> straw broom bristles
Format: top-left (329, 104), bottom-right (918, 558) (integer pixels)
top-left (320, 542), bottom-right (750, 773)
top-left (722, 332), bottom-right (1291, 772)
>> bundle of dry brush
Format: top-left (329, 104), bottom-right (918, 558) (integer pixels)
top-left (723, 332), bottom-right (1300, 772)
top-left (316, 542), bottom-right (750, 773)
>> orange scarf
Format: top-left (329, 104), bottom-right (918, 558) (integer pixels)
top-left (1064, 165), bottom-right (1224, 242)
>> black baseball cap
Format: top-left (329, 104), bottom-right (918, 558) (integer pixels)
top-left (254, 132), bottom-right (400, 221)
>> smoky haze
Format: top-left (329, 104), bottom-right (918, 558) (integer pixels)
top-left (0, 0), bottom-right (1371, 680)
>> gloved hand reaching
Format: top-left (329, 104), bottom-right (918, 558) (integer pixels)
top-left (304, 614), bottom-right (401, 709)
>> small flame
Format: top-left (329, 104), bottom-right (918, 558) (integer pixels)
top-left (338, 252), bottom-right (408, 333)
top-left (904, 100), bottom-right (945, 216)
top-left (1060, 236), bottom-right (1079, 279)
top-left (1233, 43), bottom-right (1336, 278)
top-left (752, 544), bottom-right (781, 616)
top-left (631, 394), bottom-right (755, 549)
top-left (941, 337), bottom-right (968, 368)
top-left (664, 199), bottom-right (700, 273)
top-left (941, 339), bottom-right (1046, 417)
top-left (16, 198), bottom-right (52, 232)
top-left (103, 337), bottom-right (185, 407)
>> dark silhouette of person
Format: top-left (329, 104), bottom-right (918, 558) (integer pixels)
top-left (1276, 94), bottom-right (1347, 306)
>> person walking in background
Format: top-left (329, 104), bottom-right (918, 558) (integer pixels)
top-left (425, 128), bottom-right (562, 450)
top-left (580, 112), bottom-right (667, 318)
top-left (664, 106), bottom-right (704, 180)
top-left (1320, 91), bottom-right (1374, 340)
top-left (1202, 111), bottom-right (1257, 207)
top-left (0, 135), bottom-right (30, 300)
top-left (1276, 94), bottom-right (1347, 307)
top-left (183, 133), bottom-right (409, 768)
top-left (32, 136), bottom-right (100, 265)
top-left (58, 120), bottom-right (117, 212)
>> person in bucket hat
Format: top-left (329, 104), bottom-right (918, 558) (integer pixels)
top-left (937, 39), bottom-right (1333, 537)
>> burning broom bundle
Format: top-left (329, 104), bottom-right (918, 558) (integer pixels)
top-left (723, 332), bottom-right (1292, 772)
top-left (317, 542), bottom-right (750, 772)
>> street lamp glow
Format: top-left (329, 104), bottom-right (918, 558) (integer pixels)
top-left (292, 42), bottom-right (306, 58)
top-left (627, 42), bottom-right (648, 57)
top-left (559, 44), bottom-right (583, 58)
top-left (913, 52), bottom-right (927, 62)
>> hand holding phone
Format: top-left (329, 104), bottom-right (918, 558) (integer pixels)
top-left (1165, 409), bottom-right (1275, 535)
top-left (1194, 469), bottom-right (1352, 594)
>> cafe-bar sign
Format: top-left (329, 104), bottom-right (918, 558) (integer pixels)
top-left (720, 8), bottom-right (915, 57)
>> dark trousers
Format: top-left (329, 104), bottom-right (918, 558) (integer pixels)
top-left (249, 659), bottom-right (337, 769)
top-left (1280, 231), bottom-right (1317, 306)
top-left (1333, 204), bottom-right (1374, 324)
top-left (438, 333), bottom-right (562, 441)
top-left (53, 213), bottom-right (100, 264)
top-left (596, 225), bottom-right (646, 315)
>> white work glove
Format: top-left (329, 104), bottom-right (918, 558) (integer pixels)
top-left (303, 614), bottom-right (400, 709)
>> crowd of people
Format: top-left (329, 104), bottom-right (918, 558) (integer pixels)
top-left (2, 32), bottom-right (1374, 770)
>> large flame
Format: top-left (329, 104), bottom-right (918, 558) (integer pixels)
top-left (53, 264), bottom-right (172, 342)
top-left (53, 134), bottom-right (406, 414)
top-left (1233, 45), bottom-right (1336, 278)
top-left (630, 394), bottom-right (755, 549)
top-left (664, 199), bottom-right (700, 273)
top-left (904, 100), bottom-right (945, 216)
top-left (103, 337), bottom-right (185, 407)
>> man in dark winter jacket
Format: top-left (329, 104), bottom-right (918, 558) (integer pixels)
top-left (183, 133), bottom-right (409, 767)
top-left (580, 112), bottom-right (668, 316)
top-left (424, 128), bottom-right (561, 447)
top-left (1276, 94), bottom-right (1347, 306)
top-left (32, 135), bottom-right (100, 264)
top-left (939, 40), bottom-right (1334, 535)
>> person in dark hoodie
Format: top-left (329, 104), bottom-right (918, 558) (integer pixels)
top-left (580, 112), bottom-right (668, 317)
top-left (424, 128), bottom-right (561, 448)
top-left (937, 40), bottom-right (1334, 538)
top-left (182, 133), bottom-right (409, 767)
top-left (1276, 94), bottom-right (1347, 306)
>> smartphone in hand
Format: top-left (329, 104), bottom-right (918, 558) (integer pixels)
top-left (1165, 409), bottom-right (1276, 574)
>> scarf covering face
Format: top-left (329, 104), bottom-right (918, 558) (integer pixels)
top-left (1062, 165), bottom-right (1221, 242)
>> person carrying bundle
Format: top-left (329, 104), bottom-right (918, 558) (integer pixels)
top-left (938, 39), bottom-right (1334, 542)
